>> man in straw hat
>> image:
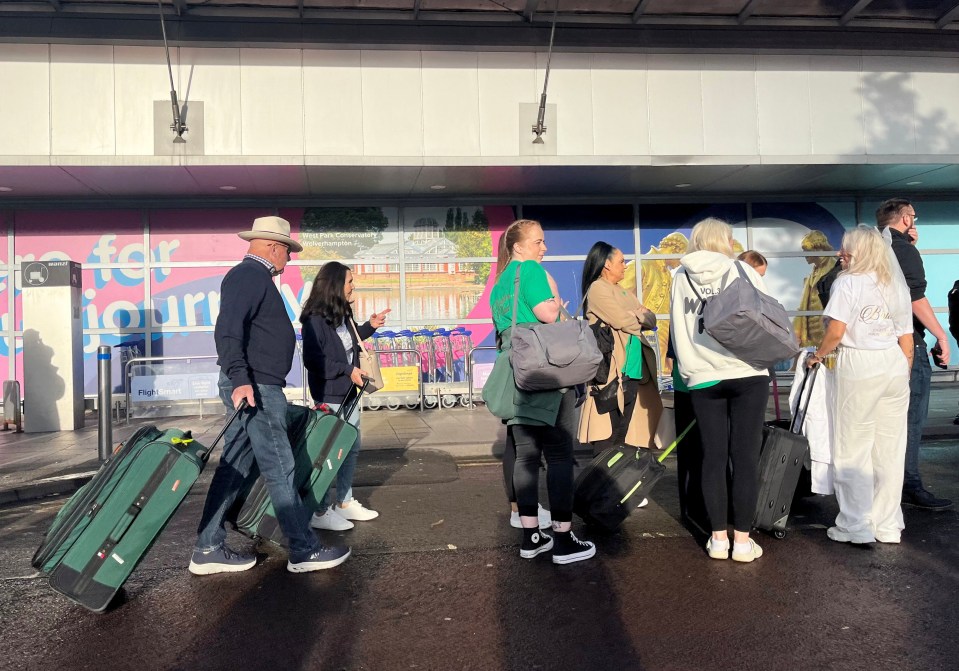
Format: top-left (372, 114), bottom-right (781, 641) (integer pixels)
top-left (189, 216), bottom-right (351, 575)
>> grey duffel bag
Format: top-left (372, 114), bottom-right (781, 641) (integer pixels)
top-left (507, 267), bottom-right (602, 391)
top-left (686, 261), bottom-right (800, 369)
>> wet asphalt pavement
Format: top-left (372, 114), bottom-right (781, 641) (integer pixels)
top-left (1, 443), bottom-right (957, 671)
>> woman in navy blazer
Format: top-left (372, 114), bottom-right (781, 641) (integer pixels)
top-left (301, 261), bottom-right (390, 531)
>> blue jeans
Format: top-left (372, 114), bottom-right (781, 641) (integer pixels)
top-left (321, 400), bottom-right (361, 508)
top-left (904, 339), bottom-right (931, 492)
top-left (195, 374), bottom-right (320, 561)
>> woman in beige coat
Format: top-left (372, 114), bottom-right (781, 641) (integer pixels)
top-left (578, 241), bottom-right (663, 453)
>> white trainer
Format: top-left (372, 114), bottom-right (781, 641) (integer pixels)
top-left (509, 504), bottom-right (552, 529)
top-left (310, 507), bottom-right (354, 531)
top-left (336, 498), bottom-right (379, 521)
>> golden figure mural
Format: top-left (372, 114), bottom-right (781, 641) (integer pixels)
top-left (620, 230), bottom-right (743, 374)
top-left (623, 232), bottom-right (689, 373)
top-left (793, 230), bottom-right (835, 348)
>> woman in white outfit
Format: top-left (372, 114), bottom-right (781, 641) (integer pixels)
top-left (806, 226), bottom-right (913, 544)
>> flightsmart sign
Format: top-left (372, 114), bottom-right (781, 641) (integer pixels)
top-left (130, 373), bottom-right (220, 403)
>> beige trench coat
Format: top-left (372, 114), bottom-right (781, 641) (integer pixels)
top-left (578, 277), bottom-right (663, 448)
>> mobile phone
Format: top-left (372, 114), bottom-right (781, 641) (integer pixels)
top-left (931, 344), bottom-right (948, 369)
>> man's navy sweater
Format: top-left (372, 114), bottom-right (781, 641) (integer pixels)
top-left (215, 258), bottom-right (295, 388)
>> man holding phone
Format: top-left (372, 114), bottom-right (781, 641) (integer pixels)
top-left (876, 199), bottom-right (953, 511)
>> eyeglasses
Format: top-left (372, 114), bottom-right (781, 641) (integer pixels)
top-left (271, 243), bottom-right (292, 260)
top-left (901, 210), bottom-right (919, 222)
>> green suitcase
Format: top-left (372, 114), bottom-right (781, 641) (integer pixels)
top-left (32, 406), bottom-right (242, 613)
top-left (234, 389), bottom-right (362, 547)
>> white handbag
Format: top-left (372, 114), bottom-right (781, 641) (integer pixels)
top-left (349, 320), bottom-right (384, 392)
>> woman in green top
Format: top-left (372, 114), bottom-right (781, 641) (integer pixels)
top-left (489, 218), bottom-right (596, 565)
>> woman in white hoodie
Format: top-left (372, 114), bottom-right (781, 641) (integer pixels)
top-left (669, 218), bottom-right (771, 563)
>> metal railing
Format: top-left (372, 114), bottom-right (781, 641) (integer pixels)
top-left (124, 355), bottom-right (218, 423)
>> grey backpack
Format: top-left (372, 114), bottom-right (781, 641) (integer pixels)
top-left (685, 262), bottom-right (800, 369)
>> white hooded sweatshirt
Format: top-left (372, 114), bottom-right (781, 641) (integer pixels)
top-left (670, 250), bottom-right (771, 388)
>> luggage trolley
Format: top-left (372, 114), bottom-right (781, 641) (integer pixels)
top-left (393, 330), bottom-right (422, 410)
top-left (364, 331), bottom-right (394, 410)
top-left (430, 328), bottom-right (470, 408)
top-left (449, 327), bottom-right (473, 406)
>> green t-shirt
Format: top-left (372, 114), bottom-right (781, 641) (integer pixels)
top-left (623, 335), bottom-right (644, 379)
top-left (490, 260), bottom-right (555, 334)
top-left (672, 364), bottom-right (719, 392)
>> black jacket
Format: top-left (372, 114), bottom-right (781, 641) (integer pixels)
top-left (889, 227), bottom-right (927, 339)
top-left (302, 313), bottom-right (375, 404)
top-left (214, 258), bottom-right (295, 388)
top-left (949, 280), bottom-right (959, 343)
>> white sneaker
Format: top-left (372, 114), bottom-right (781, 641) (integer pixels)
top-left (310, 507), bottom-right (354, 531)
top-left (509, 504), bottom-right (552, 530)
top-left (336, 498), bottom-right (379, 521)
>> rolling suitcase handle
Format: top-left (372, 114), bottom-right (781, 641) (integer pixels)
top-left (333, 378), bottom-right (374, 420)
top-left (789, 362), bottom-right (820, 435)
top-left (656, 420), bottom-right (696, 463)
top-left (198, 399), bottom-right (248, 463)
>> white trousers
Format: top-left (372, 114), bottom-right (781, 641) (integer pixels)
top-left (832, 346), bottom-right (910, 540)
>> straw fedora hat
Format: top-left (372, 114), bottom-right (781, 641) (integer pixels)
top-left (238, 216), bottom-right (303, 253)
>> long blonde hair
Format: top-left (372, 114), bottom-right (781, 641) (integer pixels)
top-left (687, 218), bottom-right (734, 256)
top-left (841, 225), bottom-right (893, 286)
top-left (495, 219), bottom-right (541, 279)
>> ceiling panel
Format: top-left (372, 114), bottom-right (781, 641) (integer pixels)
top-left (2, 163), bottom-right (959, 201)
top-left (64, 166), bottom-right (204, 197)
top-left (0, 166), bottom-right (99, 198)
top-left (305, 165), bottom-right (422, 196)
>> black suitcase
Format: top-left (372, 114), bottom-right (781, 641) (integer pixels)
top-left (753, 364), bottom-right (819, 539)
top-left (574, 421), bottom-right (696, 532)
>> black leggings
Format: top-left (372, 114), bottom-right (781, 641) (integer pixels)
top-left (674, 388), bottom-right (707, 529)
top-left (511, 391), bottom-right (577, 523)
top-left (689, 375), bottom-right (769, 532)
top-left (502, 427), bottom-right (517, 503)
top-left (591, 377), bottom-right (640, 453)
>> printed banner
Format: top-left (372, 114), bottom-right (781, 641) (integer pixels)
top-left (130, 373), bottom-right (221, 402)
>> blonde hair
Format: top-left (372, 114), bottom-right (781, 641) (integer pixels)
top-left (801, 230), bottom-right (833, 252)
top-left (495, 219), bottom-right (542, 278)
top-left (841, 225), bottom-right (892, 286)
top-left (687, 218), bottom-right (734, 256)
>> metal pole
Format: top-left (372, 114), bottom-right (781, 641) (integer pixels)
top-left (97, 345), bottom-right (112, 461)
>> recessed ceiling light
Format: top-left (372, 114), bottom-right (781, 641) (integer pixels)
top-left (906, 181), bottom-right (922, 186)
top-left (0, 186), bottom-right (12, 192)
top-left (219, 185), bottom-right (237, 191)
top-left (430, 184), bottom-right (446, 190)
top-left (674, 183), bottom-right (692, 188)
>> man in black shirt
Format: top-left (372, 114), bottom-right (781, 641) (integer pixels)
top-left (950, 280), bottom-right (959, 424)
top-left (190, 216), bottom-right (351, 574)
top-left (877, 199), bottom-right (953, 511)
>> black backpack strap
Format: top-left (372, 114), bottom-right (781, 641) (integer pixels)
top-left (684, 270), bottom-right (706, 315)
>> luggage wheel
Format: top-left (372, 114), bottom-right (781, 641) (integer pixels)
top-left (774, 529), bottom-right (786, 539)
